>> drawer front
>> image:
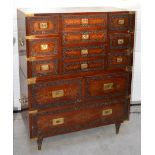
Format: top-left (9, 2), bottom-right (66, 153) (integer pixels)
top-left (26, 16), bottom-right (59, 35)
top-left (63, 45), bottom-right (106, 59)
top-left (63, 30), bottom-right (107, 44)
top-left (109, 13), bottom-right (134, 31)
top-left (27, 38), bottom-right (58, 57)
top-left (110, 33), bottom-right (132, 50)
top-left (28, 59), bottom-right (58, 78)
top-left (107, 52), bottom-right (131, 70)
top-left (63, 59), bottom-right (105, 74)
top-left (62, 14), bottom-right (107, 31)
top-left (35, 102), bottom-right (127, 137)
top-left (86, 73), bottom-right (129, 100)
top-left (29, 78), bottom-right (82, 109)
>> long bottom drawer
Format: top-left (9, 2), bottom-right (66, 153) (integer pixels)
top-left (29, 102), bottom-right (128, 138)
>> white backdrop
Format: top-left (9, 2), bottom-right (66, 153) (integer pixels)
top-left (13, 0), bottom-right (141, 110)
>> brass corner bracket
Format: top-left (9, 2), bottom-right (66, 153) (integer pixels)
top-left (27, 77), bottom-right (36, 85)
top-left (125, 66), bottom-right (132, 72)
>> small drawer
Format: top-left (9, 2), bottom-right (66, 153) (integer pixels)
top-left (26, 15), bottom-right (59, 35)
top-left (62, 14), bottom-right (107, 31)
top-left (107, 52), bottom-right (131, 70)
top-left (109, 12), bottom-right (134, 31)
top-left (86, 72), bottom-right (129, 100)
top-left (63, 59), bottom-right (105, 74)
top-left (63, 30), bottom-right (107, 44)
top-left (63, 45), bottom-right (106, 59)
top-left (27, 38), bottom-right (58, 57)
top-left (34, 102), bottom-right (126, 137)
top-left (29, 78), bottom-right (82, 109)
top-left (110, 33), bottom-right (132, 50)
top-left (28, 59), bottom-right (58, 78)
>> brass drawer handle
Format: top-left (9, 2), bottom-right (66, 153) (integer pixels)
top-left (81, 49), bottom-right (88, 55)
top-left (116, 57), bottom-right (123, 63)
top-left (40, 64), bottom-right (49, 71)
top-left (103, 83), bottom-right (114, 90)
top-left (81, 18), bottom-right (89, 25)
top-left (118, 39), bottom-right (124, 45)
top-left (52, 90), bottom-right (64, 98)
top-left (81, 63), bottom-right (88, 69)
top-left (40, 22), bottom-right (48, 29)
top-left (102, 109), bottom-right (112, 116)
top-left (118, 19), bottom-right (125, 25)
top-left (40, 44), bottom-right (48, 50)
top-left (52, 118), bottom-right (64, 126)
top-left (82, 34), bottom-right (89, 40)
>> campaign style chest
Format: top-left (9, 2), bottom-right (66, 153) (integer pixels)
top-left (17, 7), bottom-right (135, 150)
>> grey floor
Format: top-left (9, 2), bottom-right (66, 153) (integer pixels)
top-left (13, 106), bottom-right (141, 155)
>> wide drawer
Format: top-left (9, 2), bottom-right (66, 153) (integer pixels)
top-left (28, 59), bottom-right (58, 78)
top-left (29, 78), bottom-right (82, 109)
top-left (86, 72), bottom-right (129, 100)
top-left (63, 45), bottom-right (106, 59)
top-left (110, 33), bottom-right (132, 50)
top-left (109, 12), bottom-right (134, 31)
top-left (62, 14), bottom-right (107, 31)
top-left (30, 102), bottom-right (127, 138)
top-left (63, 59), bottom-right (105, 74)
top-left (63, 30), bottom-right (107, 44)
top-left (26, 15), bottom-right (59, 35)
top-left (27, 38), bottom-right (58, 57)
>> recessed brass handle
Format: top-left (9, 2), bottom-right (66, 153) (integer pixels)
top-left (52, 90), bottom-right (64, 98)
top-left (19, 38), bottom-right (24, 47)
top-left (102, 109), bottom-right (112, 116)
top-left (118, 19), bottom-right (125, 25)
top-left (118, 39), bottom-right (124, 45)
top-left (116, 57), bottom-right (123, 63)
top-left (81, 63), bottom-right (88, 69)
top-left (81, 49), bottom-right (88, 55)
top-left (40, 64), bottom-right (49, 71)
top-left (40, 44), bottom-right (48, 50)
top-left (82, 34), bottom-right (89, 40)
top-left (103, 83), bottom-right (114, 90)
top-left (81, 18), bottom-right (89, 25)
top-left (40, 22), bottom-right (48, 29)
top-left (52, 118), bottom-right (64, 126)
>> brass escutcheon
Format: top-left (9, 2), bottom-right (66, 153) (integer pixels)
top-left (116, 57), bottom-right (123, 63)
top-left (82, 34), bottom-right (89, 40)
top-left (118, 39), bottom-right (124, 45)
top-left (81, 63), bottom-right (88, 69)
top-left (81, 49), bottom-right (88, 55)
top-left (40, 64), bottom-right (49, 71)
top-left (81, 18), bottom-right (89, 25)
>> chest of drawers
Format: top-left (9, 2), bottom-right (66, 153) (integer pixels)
top-left (17, 7), bottom-right (135, 150)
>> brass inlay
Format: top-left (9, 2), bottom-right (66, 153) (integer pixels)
top-left (40, 44), bottom-right (48, 50)
top-left (40, 64), bottom-right (49, 71)
top-left (118, 19), bottom-right (125, 25)
top-left (103, 83), bottom-right (114, 90)
top-left (29, 110), bottom-right (38, 115)
top-left (25, 35), bottom-right (36, 40)
top-left (52, 90), bottom-right (64, 98)
top-left (81, 18), bottom-right (89, 25)
top-left (82, 34), bottom-right (89, 40)
top-left (40, 22), bottom-right (48, 29)
top-left (26, 57), bottom-right (36, 62)
top-left (81, 49), bottom-right (88, 55)
top-left (102, 109), bottom-right (112, 116)
top-left (118, 39), bottom-right (124, 45)
top-left (52, 118), bottom-right (64, 126)
top-left (27, 78), bottom-right (36, 85)
top-left (81, 63), bottom-right (88, 69)
top-left (117, 57), bottom-right (123, 63)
